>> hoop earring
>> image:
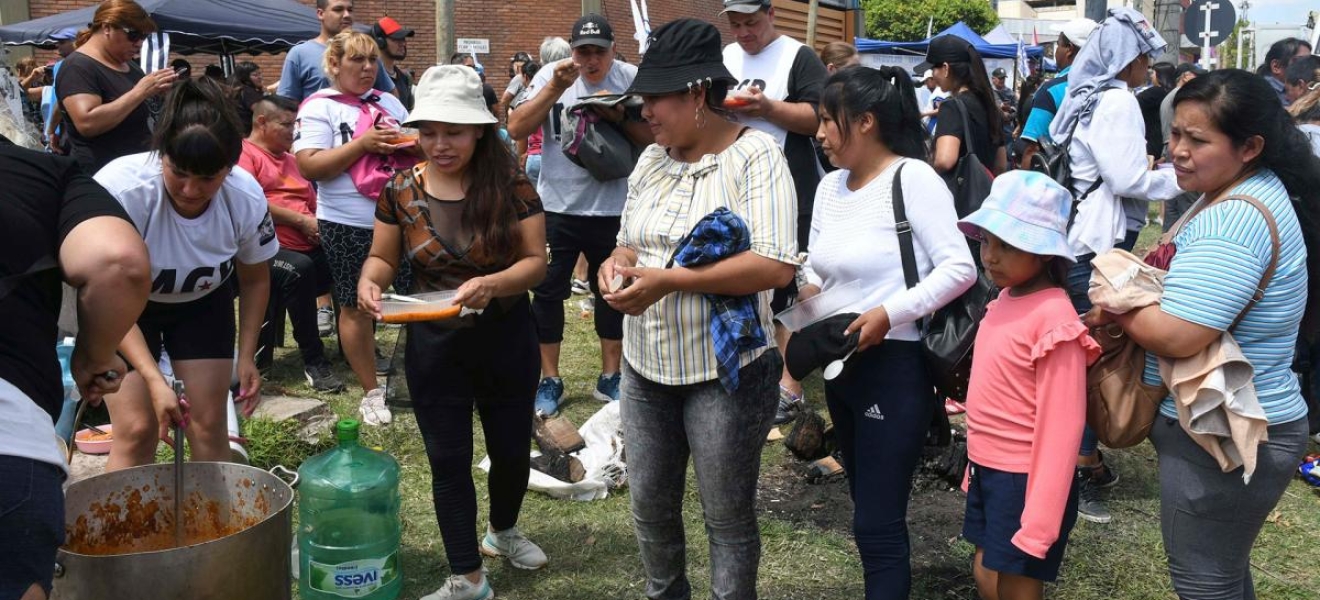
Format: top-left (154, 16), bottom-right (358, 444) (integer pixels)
top-left (695, 104), bottom-right (707, 129)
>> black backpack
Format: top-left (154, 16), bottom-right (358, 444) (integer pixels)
top-left (1027, 112), bottom-right (1103, 208)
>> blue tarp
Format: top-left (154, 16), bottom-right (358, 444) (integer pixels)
top-left (856, 21), bottom-right (1044, 59)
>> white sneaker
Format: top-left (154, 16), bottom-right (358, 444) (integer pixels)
top-left (317, 306), bottom-right (334, 336)
top-left (359, 388), bottom-right (391, 426)
top-left (479, 525), bottom-right (547, 570)
top-left (419, 572), bottom-right (494, 600)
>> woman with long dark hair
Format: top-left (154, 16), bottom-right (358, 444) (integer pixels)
top-left (806, 65), bottom-right (975, 598)
top-left (1094, 68), bottom-right (1320, 599)
top-left (95, 77), bottom-right (276, 470)
top-left (358, 65), bottom-right (548, 600)
top-left (229, 61), bottom-right (265, 133)
top-left (926, 35), bottom-right (1007, 176)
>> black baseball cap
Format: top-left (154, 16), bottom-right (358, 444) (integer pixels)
top-left (571, 14), bottom-right (614, 48)
top-left (1175, 63), bottom-right (1207, 77)
top-left (991, 67), bottom-right (1007, 78)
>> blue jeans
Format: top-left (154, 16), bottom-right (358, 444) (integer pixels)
top-left (525, 153), bottom-right (541, 188)
top-left (621, 351), bottom-right (781, 600)
top-left (0, 456), bottom-right (65, 598)
top-left (823, 341), bottom-right (935, 599)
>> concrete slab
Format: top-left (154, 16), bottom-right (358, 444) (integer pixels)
top-left (251, 395), bottom-right (335, 443)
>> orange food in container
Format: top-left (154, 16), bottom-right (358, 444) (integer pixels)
top-left (380, 291), bottom-right (466, 324)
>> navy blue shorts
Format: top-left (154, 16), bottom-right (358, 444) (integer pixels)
top-left (962, 461), bottom-right (1079, 582)
top-left (0, 456), bottom-right (65, 597)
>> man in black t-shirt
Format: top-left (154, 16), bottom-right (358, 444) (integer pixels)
top-left (0, 141), bottom-right (150, 600)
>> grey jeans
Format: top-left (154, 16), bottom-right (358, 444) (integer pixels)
top-left (621, 350), bottom-right (781, 600)
top-left (1149, 415), bottom-right (1308, 600)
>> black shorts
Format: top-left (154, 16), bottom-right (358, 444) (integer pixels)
top-left (320, 220), bottom-right (411, 309)
top-left (962, 461), bottom-right (1079, 582)
top-left (138, 282), bottom-right (237, 362)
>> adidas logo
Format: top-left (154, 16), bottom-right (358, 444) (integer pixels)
top-left (865, 404), bottom-right (885, 420)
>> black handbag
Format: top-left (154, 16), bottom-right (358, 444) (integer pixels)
top-left (941, 96), bottom-right (994, 218)
top-left (891, 162), bottom-right (995, 402)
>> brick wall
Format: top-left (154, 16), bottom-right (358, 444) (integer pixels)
top-left (25, 0), bottom-right (731, 96)
top-left (456, 0), bottom-right (731, 96)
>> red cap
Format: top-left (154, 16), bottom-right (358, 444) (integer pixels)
top-left (375, 17), bottom-right (414, 40)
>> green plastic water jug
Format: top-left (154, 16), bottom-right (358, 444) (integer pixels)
top-left (298, 419), bottom-right (402, 600)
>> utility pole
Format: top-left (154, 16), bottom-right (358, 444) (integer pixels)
top-left (582, 0), bottom-right (602, 15)
top-left (435, 0), bottom-right (455, 64)
top-left (806, 0), bottom-right (820, 49)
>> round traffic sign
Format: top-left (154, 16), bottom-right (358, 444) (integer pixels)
top-left (1183, 0), bottom-right (1238, 48)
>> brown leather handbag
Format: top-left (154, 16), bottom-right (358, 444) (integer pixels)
top-left (1086, 195), bottom-right (1280, 449)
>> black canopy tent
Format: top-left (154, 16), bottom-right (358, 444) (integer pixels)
top-left (0, 0), bottom-right (321, 56)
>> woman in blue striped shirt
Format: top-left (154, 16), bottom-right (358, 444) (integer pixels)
top-left (1092, 69), bottom-right (1320, 600)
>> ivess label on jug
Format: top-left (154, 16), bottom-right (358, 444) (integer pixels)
top-left (310, 552), bottom-right (399, 597)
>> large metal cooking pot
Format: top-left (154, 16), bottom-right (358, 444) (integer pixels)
top-left (53, 462), bottom-right (295, 600)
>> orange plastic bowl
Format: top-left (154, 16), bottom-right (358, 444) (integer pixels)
top-left (74, 425), bottom-right (114, 455)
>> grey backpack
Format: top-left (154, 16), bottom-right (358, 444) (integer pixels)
top-left (560, 94), bottom-right (643, 181)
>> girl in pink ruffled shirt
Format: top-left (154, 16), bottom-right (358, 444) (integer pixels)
top-left (956, 171), bottom-right (1101, 600)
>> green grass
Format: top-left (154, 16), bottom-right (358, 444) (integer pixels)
top-left (249, 219), bottom-right (1320, 599)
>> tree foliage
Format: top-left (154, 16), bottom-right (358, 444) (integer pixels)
top-left (862, 0), bottom-right (1000, 42)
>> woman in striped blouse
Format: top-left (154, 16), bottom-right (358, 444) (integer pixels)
top-left (1092, 69), bottom-right (1320, 599)
top-left (598, 19), bottom-right (798, 599)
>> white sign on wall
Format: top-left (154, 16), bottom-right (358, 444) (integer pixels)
top-left (457, 38), bottom-right (490, 54)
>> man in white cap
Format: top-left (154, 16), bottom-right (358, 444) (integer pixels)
top-left (1017, 18), bottom-right (1098, 169)
top-left (507, 14), bottom-right (653, 418)
top-left (720, 0), bottom-right (830, 423)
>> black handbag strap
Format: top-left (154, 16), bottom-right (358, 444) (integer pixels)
top-left (890, 162), bottom-right (921, 291)
top-left (952, 96), bottom-right (973, 161)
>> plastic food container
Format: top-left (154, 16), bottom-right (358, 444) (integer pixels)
top-left (379, 291), bottom-right (463, 324)
top-left (74, 424), bottom-right (114, 455)
top-left (774, 279), bottom-right (864, 332)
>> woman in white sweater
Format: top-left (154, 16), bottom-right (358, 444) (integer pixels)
top-left (803, 65), bottom-right (975, 599)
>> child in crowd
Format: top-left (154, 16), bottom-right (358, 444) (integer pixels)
top-left (956, 171), bottom-right (1100, 600)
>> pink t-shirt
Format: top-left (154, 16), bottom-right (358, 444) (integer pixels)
top-left (964, 287), bottom-right (1100, 559)
top-left (237, 139), bottom-right (317, 252)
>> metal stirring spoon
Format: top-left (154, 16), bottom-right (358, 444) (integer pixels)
top-left (172, 380), bottom-right (187, 548)
top-left (822, 347), bottom-right (857, 381)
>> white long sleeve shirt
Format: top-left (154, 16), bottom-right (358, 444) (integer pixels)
top-left (1068, 84), bottom-right (1183, 257)
top-left (803, 158), bottom-right (977, 341)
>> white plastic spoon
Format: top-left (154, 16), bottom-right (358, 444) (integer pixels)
top-left (822, 348), bottom-right (857, 381)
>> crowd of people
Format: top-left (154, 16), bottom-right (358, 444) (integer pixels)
top-left (2, 0), bottom-right (1320, 599)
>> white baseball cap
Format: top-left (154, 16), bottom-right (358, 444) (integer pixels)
top-left (1052, 18), bottom-right (1099, 48)
top-left (404, 65), bottom-right (497, 126)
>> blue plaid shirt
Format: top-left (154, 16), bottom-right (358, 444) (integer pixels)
top-left (669, 208), bottom-right (767, 392)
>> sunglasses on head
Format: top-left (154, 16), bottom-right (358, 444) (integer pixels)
top-left (120, 27), bottom-right (147, 43)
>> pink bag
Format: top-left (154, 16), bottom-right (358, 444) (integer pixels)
top-left (305, 90), bottom-right (419, 200)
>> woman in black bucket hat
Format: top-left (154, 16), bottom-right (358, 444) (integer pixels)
top-left (597, 18), bottom-right (800, 600)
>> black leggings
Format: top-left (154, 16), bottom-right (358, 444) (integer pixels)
top-left (258, 248), bottom-right (330, 367)
top-left (405, 296), bottom-right (539, 575)
top-left (531, 212), bottom-right (624, 343)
